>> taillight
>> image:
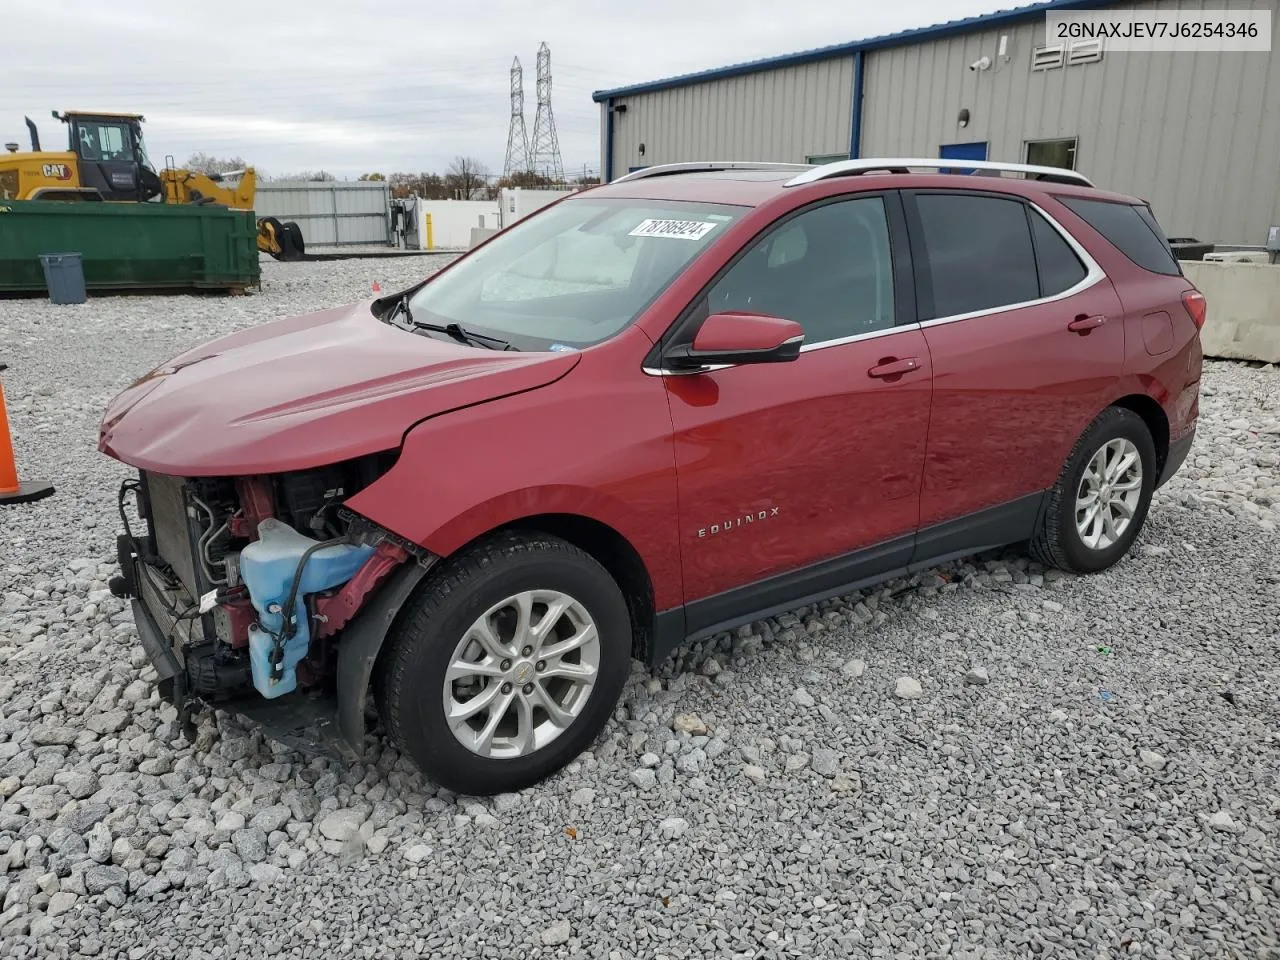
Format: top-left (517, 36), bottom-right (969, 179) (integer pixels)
top-left (1182, 289), bottom-right (1206, 329)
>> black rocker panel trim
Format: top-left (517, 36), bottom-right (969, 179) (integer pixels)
top-left (647, 491), bottom-right (1047, 666)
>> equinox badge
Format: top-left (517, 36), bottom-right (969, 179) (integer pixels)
top-left (698, 507), bottom-right (780, 539)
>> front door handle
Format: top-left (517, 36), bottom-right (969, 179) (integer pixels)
top-left (1068, 314), bottom-right (1107, 333)
top-left (867, 357), bottom-right (923, 379)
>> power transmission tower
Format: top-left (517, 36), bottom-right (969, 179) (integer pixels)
top-left (529, 42), bottom-right (564, 182)
top-left (503, 57), bottom-right (531, 179)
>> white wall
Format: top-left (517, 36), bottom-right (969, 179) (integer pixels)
top-left (413, 201), bottom-right (499, 250)
top-left (498, 188), bottom-right (577, 228)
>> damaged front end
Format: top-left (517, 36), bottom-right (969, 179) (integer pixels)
top-left (111, 453), bottom-right (434, 757)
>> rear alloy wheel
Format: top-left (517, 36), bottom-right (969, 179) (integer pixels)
top-left (1074, 438), bottom-right (1143, 551)
top-left (376, 534), bottom-right (631, 795)
top-left (1031, 406), bottom-right (1157, 574)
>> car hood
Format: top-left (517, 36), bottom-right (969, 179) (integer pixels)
top-left (98, 301), bottom-right (579, 476)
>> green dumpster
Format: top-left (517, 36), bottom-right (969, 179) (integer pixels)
top-left (0, 200), bottom-right (260, 294)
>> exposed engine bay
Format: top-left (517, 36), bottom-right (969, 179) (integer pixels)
top-left (114, 452), bottom-right (428, 732)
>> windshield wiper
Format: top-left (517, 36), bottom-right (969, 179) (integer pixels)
top-left (386, 293), bottom-right (513, 350)
top-left (413, 319), bottom-right (513, 351)
top-left (385, 293), bottom-right (415, 328)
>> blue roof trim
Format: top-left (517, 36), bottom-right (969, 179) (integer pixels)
top-left (591, 0), bottom-right (1120, 102)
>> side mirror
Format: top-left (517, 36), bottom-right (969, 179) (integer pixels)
top-left (664, 313), bottom-right (804, 370)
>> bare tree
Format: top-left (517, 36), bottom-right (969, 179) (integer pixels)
top-left (445, 156), bottom-right (490, 200)
top-left (390, 172), bottom-right (448, 200)
top-left (269, 170), bottom-right (337, 182)
top-left (186, 153), bottom-right (248, 175)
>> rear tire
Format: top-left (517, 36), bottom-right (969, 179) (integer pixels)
top-left (375, 533), bottom-right (632, 795)
top-left (1031, 406), bottom-right (1157, 574)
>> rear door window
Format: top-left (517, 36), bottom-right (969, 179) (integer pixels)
top-left (913, 193), bottom-right (1040, 319)
top-left (1028, 209), bottom-right (1088, 296)
top-left (1058, 197), bottom-right (1180, 276)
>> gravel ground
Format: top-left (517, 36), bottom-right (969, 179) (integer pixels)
top-left (1, 258), bottom-right (1277, 959)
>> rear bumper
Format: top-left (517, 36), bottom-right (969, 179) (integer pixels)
top-left (1158, 426), bottom-right (1195, 488)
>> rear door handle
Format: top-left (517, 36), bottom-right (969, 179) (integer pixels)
top-left (1068, 314), bottom-right (1107, 333)
top-left (867, 357), bottom-right (923, 379)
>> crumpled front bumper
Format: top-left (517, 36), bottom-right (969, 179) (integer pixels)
top-left (124, 549), bottom-right (354, 758)
top-left (122, 546), bottom-right (434, 761)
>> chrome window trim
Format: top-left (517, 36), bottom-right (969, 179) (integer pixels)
top-left (915, 199), bottom-right (1106, 330)
top-left (642, 326), bottom-right (916, 377)
top-left (643, 200), bottom-right (1104, 376)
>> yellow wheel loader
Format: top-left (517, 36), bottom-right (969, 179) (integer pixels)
top-left (0, 111), bottom-right (306, 260)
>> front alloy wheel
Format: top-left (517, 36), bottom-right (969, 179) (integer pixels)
top-left (445, 590), bottom-right (600, 759)
top-left (376, 533), bottom-right (632, 795)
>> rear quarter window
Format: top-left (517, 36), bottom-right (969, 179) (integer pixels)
top-left (1058, 197), bottom-right (1181, 277)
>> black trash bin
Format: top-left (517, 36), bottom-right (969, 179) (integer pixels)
top-left (38, 252), bottom-right (88, 304)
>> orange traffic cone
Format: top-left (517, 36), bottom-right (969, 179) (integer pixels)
top-left (0, 364), bottom-right (54, 505)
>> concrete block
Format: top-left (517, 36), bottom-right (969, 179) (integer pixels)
top-left (1182, 260), bottom-right (1280, 364)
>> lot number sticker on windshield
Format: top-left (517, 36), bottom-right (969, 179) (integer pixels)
top-left (629, 218), bottom-right (719, 241)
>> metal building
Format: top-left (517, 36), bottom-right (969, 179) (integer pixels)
top-left (593, 0), bottom-right (1279, 244)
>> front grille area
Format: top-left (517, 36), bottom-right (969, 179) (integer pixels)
top-left (136, 560), bottom-right (201, 661)
top-left (144, 471), bottom-right (198, 595)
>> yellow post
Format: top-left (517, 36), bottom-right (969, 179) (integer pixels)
top-left (426, 213), bottom-right (433, 250)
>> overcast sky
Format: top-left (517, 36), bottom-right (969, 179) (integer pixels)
top-left (7, 0), bottom-right (1029, 180)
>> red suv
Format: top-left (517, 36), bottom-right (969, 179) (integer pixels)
top-left (100, 158), bottom-right (1204, 795)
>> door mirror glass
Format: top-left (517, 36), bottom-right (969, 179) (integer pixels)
top-left (665, 312), bottom-right (803, 370)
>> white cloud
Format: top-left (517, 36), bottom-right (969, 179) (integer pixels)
top-left (4, 0), bottom-right (1026, 178)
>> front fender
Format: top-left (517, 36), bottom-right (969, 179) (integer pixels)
top-left (343, 357), bottom-right (683, 610)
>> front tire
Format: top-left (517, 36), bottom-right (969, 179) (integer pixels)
top-left (1031, 406), bottom-right (1157, 574)
top-left (376, 533), bottom-right (632, 795)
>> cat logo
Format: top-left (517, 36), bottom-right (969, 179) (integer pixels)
top-left (41, 163), bottom-right (72, 181)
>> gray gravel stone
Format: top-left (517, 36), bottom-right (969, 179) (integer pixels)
top-left (540, 919), bottom-right (572, 946)
top-left (964, 666), bottom-right (990, 686)
top-left (403, 844), bottom-right (431, 864)
top-left (895, 676), bottom-right (924, 699)
top-left (1, 266), bottom-right (1276, 959)
top-left (841, 658), bottom-right (867, 678)
top-left (628, 768), bottom-right (656, 790)
top-left (671, 713), bottom-right (707, 736)
top-left (1140, 748), bottom-right (1168, 770)
top-left (317, 809), bottom-right (364, 841)
top-left (83, 865), bottom-right (127, 895)
top-left (658, 817), bottom-right (688, 839)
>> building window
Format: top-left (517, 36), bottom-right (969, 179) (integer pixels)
top-left (806, 153), bottom-right (849, 165)
top-left (1026, 138), bottom-right (1077, 170)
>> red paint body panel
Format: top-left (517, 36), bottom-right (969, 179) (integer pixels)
top-left (693, 313), bottom-right (803, 352)
top-left (344, 328), bottom-right (686, 611)
top-left (97, 303), bottom-right (579, 476)
top-left (918, 277), bottom-right (1126, 527)
top-left (665, 328), bottom-right (933, 601)
top-left (99, 168), bottom-right (1204, 642)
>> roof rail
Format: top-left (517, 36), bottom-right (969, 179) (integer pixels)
top-left (611, 161), bottom-right (814, 183)
top-left (784, 157), bottom-right (1094, 188)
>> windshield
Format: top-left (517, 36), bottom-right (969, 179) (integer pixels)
top-left (405, 197), bottom-right (746, 350)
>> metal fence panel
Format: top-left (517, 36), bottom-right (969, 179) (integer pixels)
top-left (254, 181), bottom-right (391, 247)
